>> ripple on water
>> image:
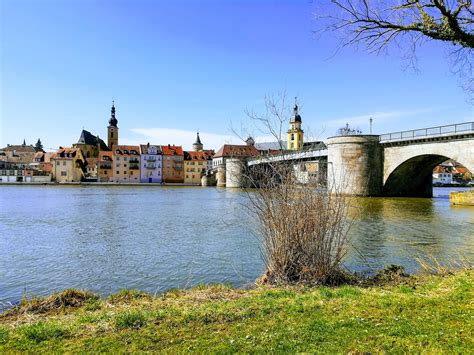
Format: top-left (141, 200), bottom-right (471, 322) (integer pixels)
top-left (0, 185), bottom-right (472, 304)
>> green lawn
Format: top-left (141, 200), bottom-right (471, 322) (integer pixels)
top-left (1, 270), bottom-right (472, 352)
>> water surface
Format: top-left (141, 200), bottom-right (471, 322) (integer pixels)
top-left (1, 186), bottom-right (472, 305)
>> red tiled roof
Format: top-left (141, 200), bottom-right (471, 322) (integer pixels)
top-left (112, 145), bottom-right (140, 155)
top-left (52, 147), bottom-right (81, 159)
top-left (184, 151), bottom-right (208, 161)
top-left (98, 151), bottom-right (113, 162)
top-left (433, 166), bottom-right (446, 174)
top-left (213, 144), bottom-right (259, 158)
top-left (161, 145), bottom-right (183, 156)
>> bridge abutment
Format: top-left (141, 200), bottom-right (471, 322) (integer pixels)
top-left (327, 135), bottom-right (383, 196)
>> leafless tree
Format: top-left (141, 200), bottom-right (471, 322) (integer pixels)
top-left (238, 94), bottom-right (354, 285)
top-left (315, 1), bottom-right (473, 95)
top-left (243, 91), bottom-right (291, 151)
top-left (337, 123), bottom-right (363, 135)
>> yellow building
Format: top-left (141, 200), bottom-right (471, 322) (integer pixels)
top-left (111, 145), bottom-right (140, 183)
top-left (287, 100), bottom-right (304, 151)
top-left (97, 151), bottom-right (113, 182)
top-left (161, 145), bottom-right (184, 183)
top-left (184, 151), bottom-right (208, 184)
top-left (50, 147), bottom-right (87, 182)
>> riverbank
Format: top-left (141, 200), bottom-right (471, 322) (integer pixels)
top-left (1, 270), bottom-right (472, 352)
top-left (0, 181), bottom-right (204, 187)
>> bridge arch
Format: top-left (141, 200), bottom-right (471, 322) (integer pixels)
top-left (382, 139), bottom-right (474, 197)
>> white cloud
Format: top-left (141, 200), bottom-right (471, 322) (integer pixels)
top-left (122, 128), bottom-right (238, 150)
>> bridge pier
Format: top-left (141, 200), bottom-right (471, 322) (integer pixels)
top-left (216, 165), bottom-right (226, 187)
top-left (327, 135), bottom-right (383, 196)
top-left (225, 158), bottom-right (244, 188)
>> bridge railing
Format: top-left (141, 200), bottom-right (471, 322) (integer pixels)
top-left (379, 122), bottom-right (474, 142)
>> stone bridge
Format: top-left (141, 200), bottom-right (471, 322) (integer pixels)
top-left (246, 122), bottom-right (474, 197)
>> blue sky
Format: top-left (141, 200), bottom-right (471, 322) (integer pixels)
top-left (1, 0), bottom-right (472, 151)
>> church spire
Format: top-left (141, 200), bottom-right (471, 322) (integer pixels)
top-left (107, 101), bottom-right (119, 149)
top-left (109, 100), bottom-right (118, 127)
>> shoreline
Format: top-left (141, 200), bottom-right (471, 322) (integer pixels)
top-left (0, 270), bottom-right (471, 352)
top-left (0, 182), bottom-right (206, 187)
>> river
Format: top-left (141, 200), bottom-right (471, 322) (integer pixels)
top-left (0, 185), bottom-right (472, 306)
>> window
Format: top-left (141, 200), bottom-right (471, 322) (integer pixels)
top-left (111, 131), bottom-right (114, 138)
top-left (61, 171), bottom-right (67, 176)
top-left (291, 133), bottom-right (294, 140)
top-left (116, 171), bottom-right (119, 174)
top-left (56, 161), bottom-right (60, 166)
top-left (104, 171), bottom-right (108, 175)
top-left (63, 161), bottom-right (66, 166)
top-left (130, 171), bottom-right (133, 175)
top-left (116, 163), bottom-right (120, 167)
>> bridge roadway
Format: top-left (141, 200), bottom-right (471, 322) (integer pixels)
top-left (245, 121), bottom-right (474, 197)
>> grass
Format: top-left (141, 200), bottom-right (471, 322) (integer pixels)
top-left (0, 270), bottom-right (472, 352)
top-left (19, 322), bottom-right (66, 343)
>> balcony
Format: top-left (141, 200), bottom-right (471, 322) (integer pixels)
top-left (99, 163), bottom-right (112, 169)
top-left (146, 164), bottom-right (156, 169)
top-left (146, 156), bottom-right (156, 161)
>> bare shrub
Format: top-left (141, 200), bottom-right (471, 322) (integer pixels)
top-left (246, 161), bottom-right (353, 285)
top-left (240, 88), bottom-right (354, 284)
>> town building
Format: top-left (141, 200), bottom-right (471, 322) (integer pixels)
top-left (73, 129), bottom-right (109, 159)
top-left (287, 99), bottom-right (304, 151)
top-left (161, 145), bottom-right (184, 183)
top-left (212, 142), bottom-right (259, 187)
top-left (140, 144), bottom-right (163, 183)
top-left (184, 151), bottom-right (208, 184)
top-left (50, 147), bottom-right (87, 182)
top-left (107, 101), bottom-right (119, 149)
top-left (97, 151), bottom-right (113, 182)
top-left (111, 145), bottom-right (140, 183)
top-left (212, 143), bottom-right (259, 169)
top-left (0, 141), bottom-right (37, 165)
top-left (31, 151), bottom-right (53, 174)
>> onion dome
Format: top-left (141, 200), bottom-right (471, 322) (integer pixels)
top-left (109, 101), bottom-right (118, 127)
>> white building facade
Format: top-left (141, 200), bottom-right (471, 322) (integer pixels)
top-left (140, 144), bottom-right (163, 183)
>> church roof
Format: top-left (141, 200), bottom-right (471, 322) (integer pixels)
top-left (76, 130), bottom-right (109, 151)
top-left (109, 101), bottom-right (118, 127)
top-left (290, 103), bottom-right (302, 123)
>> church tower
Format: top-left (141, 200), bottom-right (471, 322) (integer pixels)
top-left (287, 98), bottom-right (304, 150)
top-left (107, 101), bottom-right (119, 149)
top-left (192, 132), bottom-right (203, 151)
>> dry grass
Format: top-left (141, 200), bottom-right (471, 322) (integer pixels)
top-left (1, 289), bottom-right (98, 319)
top-left (416, 254), bottom-right (473, 275)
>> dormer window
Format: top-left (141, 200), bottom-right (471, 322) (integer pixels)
top-left (124, 150), bottom-right (129, 155)
top-left (116, 150), bottom-right (121, 154)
